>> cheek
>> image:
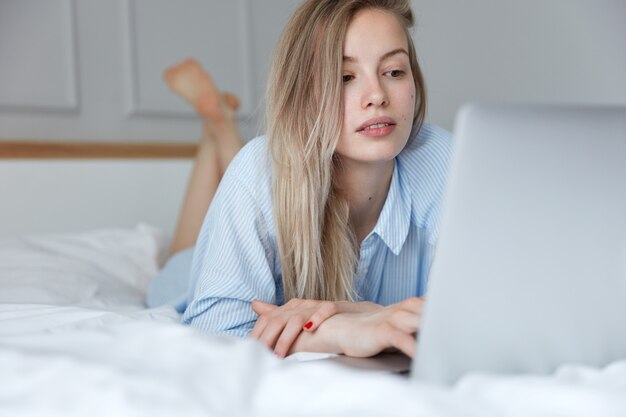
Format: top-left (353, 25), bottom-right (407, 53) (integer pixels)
top-left (408, 84), bottom-right (416, 106)
top-left (342, 93), bottom-right (358, 128)
top-left (407, 83), bottom-right (416, 110)
top-left (401, 89), bottom-right (416, 123)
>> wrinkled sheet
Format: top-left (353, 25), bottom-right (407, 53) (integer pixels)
top-left (1, 304), bottom-right (626, 417)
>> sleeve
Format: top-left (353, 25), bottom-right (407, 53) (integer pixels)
top-left (181, 150), bottom-right (278, 338)
top-left (146, 247), bottom-right (193, 313)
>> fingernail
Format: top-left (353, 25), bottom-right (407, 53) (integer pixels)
top-left (304, 321), bottom-right (313, 330)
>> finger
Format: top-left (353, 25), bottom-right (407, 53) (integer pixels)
top-left (257, 320), bottom-right (288, 352)
top-left (251, 300), bottom-right (278, 315)
top-left (284, 298), bottom-right (308, 308)
top-left (274, 317), bottom-right (307, 358)
top-left (387, 310), bottom-right (421, 334)
top-left (303, 301), bottom-right (338, 332)
top-left (375, 321), bottom-right (417, 358)
top-left (250, 301), bottom-right (278, 340)
top-left (387, 328), bottom-right (417, 358)
top-left (396, 297), bottom-right (425, 314)
top-left (249, 312), bottom-right (269, 340)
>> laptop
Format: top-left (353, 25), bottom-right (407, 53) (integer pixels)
top-left (411, 103), bottom-right (626, 384)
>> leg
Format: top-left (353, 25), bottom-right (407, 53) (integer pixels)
top-left (164, 59), bottom-right (243, 254)
top-left (164, 59), bottom-right (242, 177)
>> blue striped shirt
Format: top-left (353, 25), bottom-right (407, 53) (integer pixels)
top-left (182, 123), bottom-right (453, 337)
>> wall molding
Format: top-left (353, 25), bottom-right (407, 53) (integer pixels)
top-left (0, 140), bottom-right (197, 159)
top-left (123, 0), bottom-right (256, 121)
top-left (0, 0), bottom-right (79, 113)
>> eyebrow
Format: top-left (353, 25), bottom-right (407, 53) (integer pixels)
top-left (343, 48), bottom-right (409, 63)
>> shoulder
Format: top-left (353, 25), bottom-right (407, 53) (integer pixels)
top-left (398, 122), bottom-right (453, 187)
top-left (215, 134), bottom-right (275, 227)
top-left (226, 135), bottom-right (270, 177)
top-left (397, 123), bottom-right (454, 238)
top-left (220, 135), bottom-right (272, 193)
top-left (400, 123), bottom-right (454, 166)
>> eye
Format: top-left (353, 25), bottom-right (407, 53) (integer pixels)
top-left (342, 74), bottom-right (354, 83)
top-left (385, 69), bottom-right (405, 78)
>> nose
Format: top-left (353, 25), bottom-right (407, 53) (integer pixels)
top-left (362, 77), bottom-right (388, 109)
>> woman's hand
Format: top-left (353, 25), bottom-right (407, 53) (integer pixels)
top-left (334, 297), bottom-right (425, 358)
top-left (284, 297), bottom-right (425, 358)
top-left (249, 298), bottom-right (421, 358)
top-left (250, 298), bottom-right (340, 357)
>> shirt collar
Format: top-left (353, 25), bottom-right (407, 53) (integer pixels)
top-left (370, 160), bottom-right (411, 255)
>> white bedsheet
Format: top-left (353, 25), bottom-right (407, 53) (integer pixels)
top-left (2, 226), bottom-right (625, 416)
top-left (1, 303), bottom-right (625, 417)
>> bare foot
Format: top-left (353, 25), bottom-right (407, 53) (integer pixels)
top-left (163, 58), bottom-right (239, 125)
top-left (164, 58), bottom-right (243, 175)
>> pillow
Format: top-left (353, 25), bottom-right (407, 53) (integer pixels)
top-left (0, 224), bottom-right (167, 308)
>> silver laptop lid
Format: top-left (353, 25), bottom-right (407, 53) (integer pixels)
top-left (412, 104), bottom-right (626, 384)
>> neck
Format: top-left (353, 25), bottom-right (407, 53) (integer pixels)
top-left (335, 158), bottom-right (394, 244)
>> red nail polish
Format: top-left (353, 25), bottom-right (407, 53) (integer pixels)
top-left (304, 321), bottom-right (313, 330)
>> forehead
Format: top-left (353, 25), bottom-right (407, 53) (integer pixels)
top-left (343, 8), bottom-right (408, 57)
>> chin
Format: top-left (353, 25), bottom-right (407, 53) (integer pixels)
top-left (351, 148), bottom-right (403, 164)
top-left (337, 132), bottom-right (409, 163)
top-left (366, 140), bottom-right (407, 160)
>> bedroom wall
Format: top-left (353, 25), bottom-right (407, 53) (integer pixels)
top-left (0, 0), bottom-right (624, 142)
top-left (413, 0), bottom-right (626, 129)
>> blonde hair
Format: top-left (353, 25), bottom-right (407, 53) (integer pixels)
top-left (267, 0), bottom-right (426, 302)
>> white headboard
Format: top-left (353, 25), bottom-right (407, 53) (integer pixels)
top-left (0, 142), bottom-right (195, 239)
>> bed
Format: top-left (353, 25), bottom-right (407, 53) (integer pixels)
top-left (1, 141), bottom-right (625, 417)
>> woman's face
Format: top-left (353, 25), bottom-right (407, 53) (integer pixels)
top-left (336, 8), bottom-right (416, 166)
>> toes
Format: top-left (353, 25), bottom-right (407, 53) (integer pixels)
top-left (222, 93), bottom-right (240, 111)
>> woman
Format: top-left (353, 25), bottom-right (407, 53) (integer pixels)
top-left (181, 0), bottom-right (453, 359)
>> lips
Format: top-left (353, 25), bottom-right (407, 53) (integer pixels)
top-left (356, 117), bottom-right (396, 132)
